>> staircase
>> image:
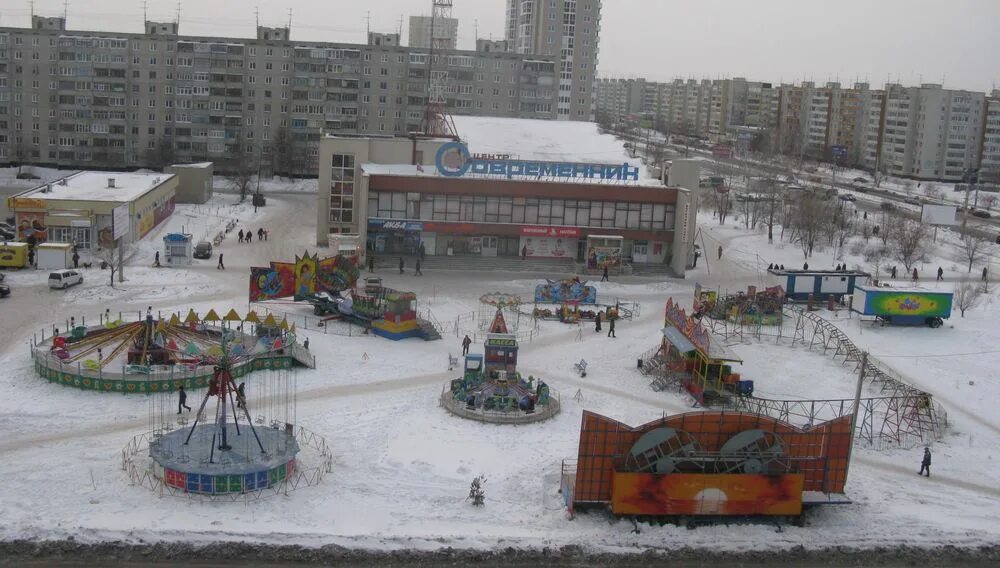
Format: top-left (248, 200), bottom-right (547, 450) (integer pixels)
top-left (416, 318), bottom-right (442, 341)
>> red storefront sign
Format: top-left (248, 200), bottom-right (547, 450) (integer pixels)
top-left (520, 226), bottom-right (580, 238)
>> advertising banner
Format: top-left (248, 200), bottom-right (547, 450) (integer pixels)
top-left (587, 246), bottom-right (622, 269)
top-left (521, 225), bottom-right (581, 238)
top-left (17, 211), bottom-right (48, 242)
top-left (520, 236), bottom-right (573, 259)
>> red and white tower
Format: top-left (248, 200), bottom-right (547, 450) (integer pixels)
top-left (420, 0), bottom-right (459, 138)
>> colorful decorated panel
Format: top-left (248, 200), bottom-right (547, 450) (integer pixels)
top-left (611, 473), bottom-right (804, 516)
top-left (162, 459), bottom-right (295, 495)
top-left (534, 278), bottom-right (598, 304)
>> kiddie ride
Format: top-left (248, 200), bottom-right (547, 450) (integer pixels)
top-left (851, 284), bottom-right (953, 328)
top-left (442, 309), bottom-right (559, 424)
top-left (531, 277), bottom-right (635, 323)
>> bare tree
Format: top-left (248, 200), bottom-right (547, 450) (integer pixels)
top-left (877, 211), bottom-right (893, 246)
top-left (957, 232), bottom-right (987, 273)
top-left (759, 177), bottom-right (782, 243)
top-left (864, 243), bottom-right (892, 280)
top-left (703, 187), bottom-right (733, 225)
top-left (872, 159), bottom-right (888, 189)
top-left (225, 146), bottom-right (259, 203)
top-left (890, 218), bottom-right (930, 272)
top-left (925, 182), bottom-right (943, 203)
top-left (953, 280), bottom-right (985, 317)
top-left (94, 242), bottom-right (135, 288)
top-left (982, 194), bottom-right (997, 212)
top-left (831, 203), bottom-right (855, 260)
top-left (790, 194), bottom-right (832, 258)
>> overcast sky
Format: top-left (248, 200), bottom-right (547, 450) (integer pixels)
top-left (3, 0), bottom-right (998, 92)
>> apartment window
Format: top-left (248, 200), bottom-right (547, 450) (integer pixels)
top-left (329, 153), bottom-right (356, 225)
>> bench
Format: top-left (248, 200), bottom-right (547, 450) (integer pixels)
top-left (574, 359), bottom-right (588, 377)
top-left (448, 353), bottom-right (459, 371)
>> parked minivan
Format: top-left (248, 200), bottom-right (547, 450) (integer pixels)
top-left (48, 269), bottom-right (83, 289)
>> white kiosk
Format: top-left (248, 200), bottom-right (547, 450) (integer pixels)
top-left (162, 233), bottom-right (193, 266)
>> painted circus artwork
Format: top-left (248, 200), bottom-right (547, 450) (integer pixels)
top-left (249, 252), bottom-right (360, 302)
top-left (534, 277), bottom-right (598, 304)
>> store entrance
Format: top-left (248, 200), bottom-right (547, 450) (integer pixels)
top-left (497, 237), bottom-right (520, 257)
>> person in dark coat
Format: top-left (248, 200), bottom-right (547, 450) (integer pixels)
top-left (607, 316), bottom-right (616, 338)
top-left (419, 242), bottom-right (426, 260)
top-left (246, 230), bottom-right (253, 244)
top-left (257, 228), bottom-right (264, 241)
top-left (238, 229), bottom-right (244, 243)
top-left (177, 386), bottom-right (192, 414)
top-left (73, 251), bottom-right (80, 268)
top-left (28, 248), bottom-right (34, 267)
top-left (717, 245), bottom-right (723, 260)
top-left (303, 337), bottom-right (310, 350)
top-left (153, 251), bottom-right (159, 267)
top-left (891, 265), bottom-right (897, 279)
top-left (595, 311), bottom-right (602, 333)
top-left (983, 266), bottom-right (989, 282)
top-left (398, 257), bottom-right (404, 274)
top-left (912, 267), bottom-right (918, 281)
top-left (415, 259), bottom-right (422, 276)
top-left (937, 267), bottom-right (944, 281)
top-left (601, 265), bottom-right (609, 282)
top-left (779, 264), bottom-right (784, 270)
top-left (521, 245), bottom-right (527, 260)
top-left (461, 335), bottom-right (472, 356)
top-left (368, 255), bottom-right (375, 273)
top-left (919, 447), bottom-right (931, 477)
top-left (217, 253), bottom-right (225, 270)
top-left (803, 262), bottom-right (809, 270)
top-left (768, 263), bottom-right (774, 270)
top-left (236, 382), bottom-right (247, 410)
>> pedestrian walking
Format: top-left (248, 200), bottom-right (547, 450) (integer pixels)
top-left (73, 251), bottom-right (80, 268)
top-left (594, 311), bottom-right (602, 333)
top-left (717, 245), bottom-right (723, 260)
top-left (462, 335), bottom-right (472, 356)
top-left (258, 228), bottom-right (264, 241)
top-left (304, 337), bottom-right (310, 350)
top-left (28, 248), bottom-right (34, 267)
top-left (415, 259), bottom-right (422, 276)
top-left (246, 231), bottom-right (252, 244)
top-left (521, 245), bottom-right (527, 260)
top-left (398, 257), bottom-right (404, 274)
top-left (601, 265), bottom-right (609, 282)
top-left (937, 267), bottom-right (944, 281)
top-left (983, 267), bottom-right (989, 282)
top-left (236, 382), bottom-right (247, 410)
top-left (919, 447), bottom-right (931, 477)
top-left (419, 242), bottom-right (426, 261)
top-left (368, 255), bottom-right (375, 273)
top-left (607, 316), bottom-right (616, 338)
top-left (217, 253), bottom-right (225, 270)
top-left (238, 229), bottom-right (244, 243)
top-left (263, 228), bottom-right (269, 241)
top-left (154, 251), bottom-right (160, 267)
top-left (891, 266), bottom-right (897, 279)
top-left (912, 267), bottom-right (918, 282)
top-left (177, 386), bottom-right (192, 414)
top-left (803, 262), bottom-right (809, 270)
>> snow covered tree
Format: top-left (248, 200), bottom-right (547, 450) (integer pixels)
top-left (953, 280), bottom-right (985, 317)
top-left (467, 475), bottom-right (486, 507)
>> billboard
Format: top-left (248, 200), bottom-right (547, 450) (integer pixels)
top-left (920, 204), bottom-right (957, 226)
top-left (112, 203), bottom-right (130, 240)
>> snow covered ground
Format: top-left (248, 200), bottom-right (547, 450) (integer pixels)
top-left (1, 192), bottom-right (999, 558)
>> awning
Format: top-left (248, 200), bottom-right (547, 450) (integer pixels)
top-left (707, 335), bottom-right (743, 363)
top-left (661, 325), bottom-right (696, 354)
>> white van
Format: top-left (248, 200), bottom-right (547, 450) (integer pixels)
top-left (48, 269), bottom-right (83, 289)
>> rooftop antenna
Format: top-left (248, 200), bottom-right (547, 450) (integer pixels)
top-left (286, 7), bottom-right (292, 33)
top-left (29, 0), bottom-right (34, 19)
top-left (62, 0), bottom-right (67, 20)
top-left (397, 14), bottom-right (403, 37)
top-left (175, 0), bottom-right (180, 25)
top-left (254, 5), bottom-right (258, 28)
top-left (421, 0), bottom-right (458, 138)
top-left (365, 10), bottom-right (370, 36)
top-left (474, 18), bottom-right (478, 41)
top-left (142, 0), bottom-right (147, 23)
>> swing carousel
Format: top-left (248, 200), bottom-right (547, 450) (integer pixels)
top-left (30, 307), bottom-right (311, 393)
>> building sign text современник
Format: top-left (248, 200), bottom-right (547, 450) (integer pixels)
top-left (436, 142), bottom-right (640, 182)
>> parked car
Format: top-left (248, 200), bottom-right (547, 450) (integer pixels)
top-left (972, 209), bottom-right (992, 219)
top-left (193, 241), bottom-right (213, 259)
top-left (838, 194), bottom-right (857, 202)
top-left (904, 197), bottom-right (921, 206)
top-left (880, 201), bottom-right (896, 211)
top-left (48, 269), bottom-right (83, 289)
top-left (853, 177), bottom-right (869, 183)
top-left (0, 283), bottom-right (9, 298)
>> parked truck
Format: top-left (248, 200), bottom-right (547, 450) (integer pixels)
top-left (851, 285), bottom-right (952, 328)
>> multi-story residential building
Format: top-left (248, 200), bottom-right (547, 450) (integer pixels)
top-left (408, 15), bottom-right (458, 50)
top-left (0, 15), bottom-right (558, 174)
top-left (981, 91), bottom-right (1000, 183)
top-left (505, 0), bottom-right (601, 121)
top-left (594, 77), bottom-right (643, 121)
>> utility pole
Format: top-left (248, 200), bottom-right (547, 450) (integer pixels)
top-left (843, 351), bottom-right (867, 487)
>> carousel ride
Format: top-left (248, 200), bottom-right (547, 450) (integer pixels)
top-left (32, 307), bottom-right (310, 392)
top-left (442, 308), bottom-right (559, 424)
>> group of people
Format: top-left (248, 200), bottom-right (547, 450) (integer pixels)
top-left (237, 228), bottom-right (268, 244)
top-left (766, 263), bottom-right (786, 270)
top-left (398, 256), bottom-right (423, 276)
top-left (594, 310), bottom-right (616, 338)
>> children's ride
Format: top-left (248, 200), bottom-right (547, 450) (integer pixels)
top-left (442, 309), bottom-right (559, 424)
top-left (851, 285), bottom-right (953, 327)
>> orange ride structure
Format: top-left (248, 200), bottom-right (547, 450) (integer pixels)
top-left (561, 409), bottom-right (854, 519)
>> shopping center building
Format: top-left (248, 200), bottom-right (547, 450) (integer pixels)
top-left (316, 118), bottom-right (700, 275)
top-left (7, 171), bottom-right (178, 250)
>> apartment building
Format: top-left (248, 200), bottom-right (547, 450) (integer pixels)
top-left (505, 0), bottom-right (601, 121)
top-left (0, 15), bottom-right (558, 175)
top-left (981, 92), bottom-right (1000, 183)
top-left (408, 15), bottom-right (458, 50)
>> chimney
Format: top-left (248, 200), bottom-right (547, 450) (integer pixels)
top-left (108, 177), bottom-right (116, 188)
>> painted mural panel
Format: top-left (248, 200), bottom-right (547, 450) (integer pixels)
top-left (611, 472), bottom-right (804, 516)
